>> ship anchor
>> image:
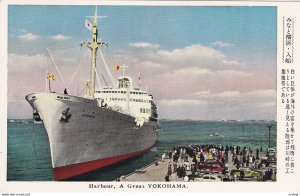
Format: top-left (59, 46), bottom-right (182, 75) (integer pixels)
top-left (60, 108), bottom-right (72, 122)
top-left (33, 108), bottom-right (42, 122)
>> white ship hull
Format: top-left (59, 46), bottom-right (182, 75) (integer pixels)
top-left (26, 92), bottom-right (157, 180)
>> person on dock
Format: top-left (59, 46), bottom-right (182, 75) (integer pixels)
top-left (168, 162), bottom-right (172, 175)
top-left (64, 88), bottom-right (68, 95)
top-left (155, 154), bottom-right (159, 166)
top-left (162, 153), bottom-right (166, 162)
top-left (240, 169), bottom-right (245, 181)
top-left (173, 162), bottom-right (177, 173)
top-left (168, 151), bottom-right (172, 159)
top-left (165, 175), bottom-right (170, 182)
top-left (246, 155), bottom-right (250, 167)
top-left (176, 166), bottom-right (181, 177)
top-left (200, 153), bottom-right (204, 163)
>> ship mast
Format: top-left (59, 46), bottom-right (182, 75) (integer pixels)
top-left (81, 6), bottom-right (107, 99)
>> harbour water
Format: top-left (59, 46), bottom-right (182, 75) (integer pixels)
top-left (7, 119), bottom-right (276, 181)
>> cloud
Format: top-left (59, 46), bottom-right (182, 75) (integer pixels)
top-left (50, 34), bottom-right (71, 41)
top-left (153, 44), bottom-right (242, 70)
top-left (7, 42), bottom-right (276, 120)
top-left (158, 90), bottom-right (276, 120)
top-left (211, 41), bottom-right (234, 47)
top-left (222, 59), bottom-right (240, 67)
top-left (129, 42), bottom-right (160, 49)
top-left (104, 43), bottom-right (274, 100)
top-left (8, 53), bottom-right (48, 72)
top-left (158, 99), bottom-right (207, 107)
top-left (157, 44), bottom-right (225, 64)
top-left (17, 28), bottom-right (27, 33)
top-left (188, 89), bottom-right (276, 100)
top-left (8, 52), bottom-right (91, 112)
top-left (18, 33), bottom-right (40, 41)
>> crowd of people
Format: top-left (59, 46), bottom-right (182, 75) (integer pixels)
top-left (160, 144), bottom-right (276, 182)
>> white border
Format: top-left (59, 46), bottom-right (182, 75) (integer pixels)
top-left (1, 1), bottom-right (300, 193)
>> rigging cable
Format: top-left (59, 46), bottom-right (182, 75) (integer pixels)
top-left (47, 48), bottom-right (70, 92)
top-left (47, 44), bottom-right (80, 51)
top-left (99, 50), bottom-right (116, 87)
top-left (69, 48), bottom-right (88, 88)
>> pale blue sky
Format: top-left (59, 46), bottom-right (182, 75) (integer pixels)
top-left (9, 6), bottom-right (276, 56)
top-left (8, 6), bottom-right (277, 120)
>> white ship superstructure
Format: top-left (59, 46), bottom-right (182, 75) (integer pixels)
top-left (95, 75), bottom-right (155, 119)
top-left (25, 7), bottom-right (158, 180)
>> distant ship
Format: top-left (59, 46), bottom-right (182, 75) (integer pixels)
top-left (210, 131), bottom-right (223, 137)
top-left (25, 7), bottom-right (159, 180)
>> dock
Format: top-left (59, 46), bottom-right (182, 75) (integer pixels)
top-left (119, 145), bottom-right (275, 182)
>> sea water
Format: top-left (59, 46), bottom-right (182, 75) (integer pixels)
top-left (7, 119), bottom-right (276, 181)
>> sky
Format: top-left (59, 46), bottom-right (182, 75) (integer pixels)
top-left (8, 5), bottom-right (277, 120)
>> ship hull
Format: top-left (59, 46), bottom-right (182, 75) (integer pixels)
top-left (25, 92), bottom-right (157, 180)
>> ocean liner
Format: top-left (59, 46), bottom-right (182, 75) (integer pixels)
top-left (25, 7), bottom-right (159, 180)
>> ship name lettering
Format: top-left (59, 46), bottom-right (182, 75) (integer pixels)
top-left (82, 114), bottom-right (95, 118)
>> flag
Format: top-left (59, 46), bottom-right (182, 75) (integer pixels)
top-left (47, 73), bottom-right (55, 81)
top-left (114, 64), bottom-right (120, 71)
top-left (85, 19), bottom-right (92, 30)
top-left (138, 73), bottom-right (141, 88)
